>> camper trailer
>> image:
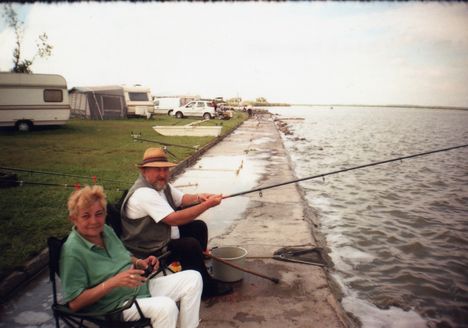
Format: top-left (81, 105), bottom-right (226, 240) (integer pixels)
top-left (153, 96), bottom-right (198, 116)
top-left (0, 72), bottom-right (71, 131)
top-left (123, 85), bottom-right (154, 118)
top-left (69, 86), bottom-right (127, 119)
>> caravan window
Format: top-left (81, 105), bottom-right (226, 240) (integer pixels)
top-left (128, 92), bottom-right (149, 101)
top-left (44, 89), bottom-right (63, 102)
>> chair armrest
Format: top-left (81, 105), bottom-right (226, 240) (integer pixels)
top-left (53, 296), bottom-right (137, 318)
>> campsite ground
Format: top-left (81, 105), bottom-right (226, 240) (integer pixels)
top-left (0, 112), bottom-right (246, 285)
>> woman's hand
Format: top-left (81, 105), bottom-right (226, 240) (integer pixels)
top-left (68, 267), bottom-right (145, 312)
top-left (135, 256), bottom-right (160, 274)
top-left (108, 268), bottom-right (146, 288)
top-left (146, 255), bottom-right (160, 273)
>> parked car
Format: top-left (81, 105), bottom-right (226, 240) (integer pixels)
top-left (171, 100), bottom-right (216, 120)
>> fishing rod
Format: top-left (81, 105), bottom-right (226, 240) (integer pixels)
top-left (222, 144), bottom-right (468, 199)
top-left (0, 166), bottom-right (128, 184)
top-left (131, 133), bottom-right (199, 150)
top-left (0, 179), bottom-right (124, 191)
top-left (205, 252), bottom-right (280, 284)
top-left (0, 177), bottom-right (198, 192)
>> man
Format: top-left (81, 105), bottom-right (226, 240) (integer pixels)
top-left (120, 147), bottom-right (233, 298)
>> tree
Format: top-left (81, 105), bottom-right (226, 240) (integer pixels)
top-left (2, 4), bottom-right (53, 73)
top-left (256, 97), bottom-right (268, 103)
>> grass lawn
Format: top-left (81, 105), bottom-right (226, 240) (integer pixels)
top-left (0, 112), bottom-right (247, 279)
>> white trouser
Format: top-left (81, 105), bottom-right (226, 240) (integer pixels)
top-left (122, 270), bottom-right (202, 328)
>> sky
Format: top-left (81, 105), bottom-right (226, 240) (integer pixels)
top-left (1, 2), bottom-right (468, 107)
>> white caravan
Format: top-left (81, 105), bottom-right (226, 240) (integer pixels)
top-left (122, 85), bottom-right (154, 118)
top-left (0, 72), bottom-right (71, 131)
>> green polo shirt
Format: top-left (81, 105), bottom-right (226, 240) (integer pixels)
top-left (60, 224), bottom-right (150, 313)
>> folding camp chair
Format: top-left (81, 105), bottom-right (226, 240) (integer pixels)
top-left (105, 189), bottom-right (128, 238)
top-left (48, 236), bottom-right (152, 328)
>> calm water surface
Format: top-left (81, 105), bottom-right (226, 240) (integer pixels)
top-left (269, 106), bottom-right (468, 328)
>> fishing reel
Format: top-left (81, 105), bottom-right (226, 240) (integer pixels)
top-left (142, 264), bottom-right (154, 277)
top-left (131, 131), bottom-right (142, 142)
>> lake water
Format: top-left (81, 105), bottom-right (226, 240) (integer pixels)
top-left (268, 106), bottom-right (468, 328)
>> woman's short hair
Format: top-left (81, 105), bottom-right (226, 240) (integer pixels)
top-left (67, 185), bottom-right (107, 219)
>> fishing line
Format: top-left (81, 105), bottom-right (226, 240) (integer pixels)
top-left (223, 143), bottom-right (468, 199)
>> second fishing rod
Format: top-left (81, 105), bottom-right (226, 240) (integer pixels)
top-left (221, 143), bottom-right (468, 200)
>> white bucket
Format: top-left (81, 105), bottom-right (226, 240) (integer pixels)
top-left (211, 246), bottom-right (248, 282)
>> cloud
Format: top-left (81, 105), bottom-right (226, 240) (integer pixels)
top-left (1, 2), bottom-right (467, 107)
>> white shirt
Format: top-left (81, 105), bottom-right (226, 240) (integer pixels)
top-left (125, 184), bottom-right (184, 239)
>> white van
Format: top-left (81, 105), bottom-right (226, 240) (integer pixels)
top-left (153, 96), bottom-right (198, 116)
top-left (0, 72), bottom-right (71, 131)
top-left (123, 85), bottom-right (154, 118)
top-left (153, 97), bottom-right (181, 115)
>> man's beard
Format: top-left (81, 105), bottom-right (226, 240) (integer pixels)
top-left (154, 179), bottom-right (167, 191)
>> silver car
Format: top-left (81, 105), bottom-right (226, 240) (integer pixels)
top-left (172, 100), bottom-right (217, 120)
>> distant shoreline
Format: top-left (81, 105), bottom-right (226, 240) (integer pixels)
top-left (289, 104), bottom-right (468, 111)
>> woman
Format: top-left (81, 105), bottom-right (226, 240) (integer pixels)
top-left (60, 185), bottom-right (202, 328)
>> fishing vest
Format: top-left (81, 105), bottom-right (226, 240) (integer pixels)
top-left (120, 174), bottom-right (177, 258)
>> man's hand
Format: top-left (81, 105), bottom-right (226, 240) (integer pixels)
top-left (197, 193), bottom-right (213, 202)
top-left (204, 194), bottom-right (223, 208)
top-left (165, 193), bottom-right (224, 225)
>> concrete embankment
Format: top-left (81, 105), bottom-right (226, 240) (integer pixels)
top-left (185, 113), bottom-right (354, 327)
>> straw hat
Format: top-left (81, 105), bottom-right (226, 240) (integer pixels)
top-left (137, 147), bottom-right (176, 168)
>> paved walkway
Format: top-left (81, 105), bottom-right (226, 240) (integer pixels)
top-left (193, 114), bottom-right (352, 328)
top-left (0, 114), bottom-right (353, 328)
